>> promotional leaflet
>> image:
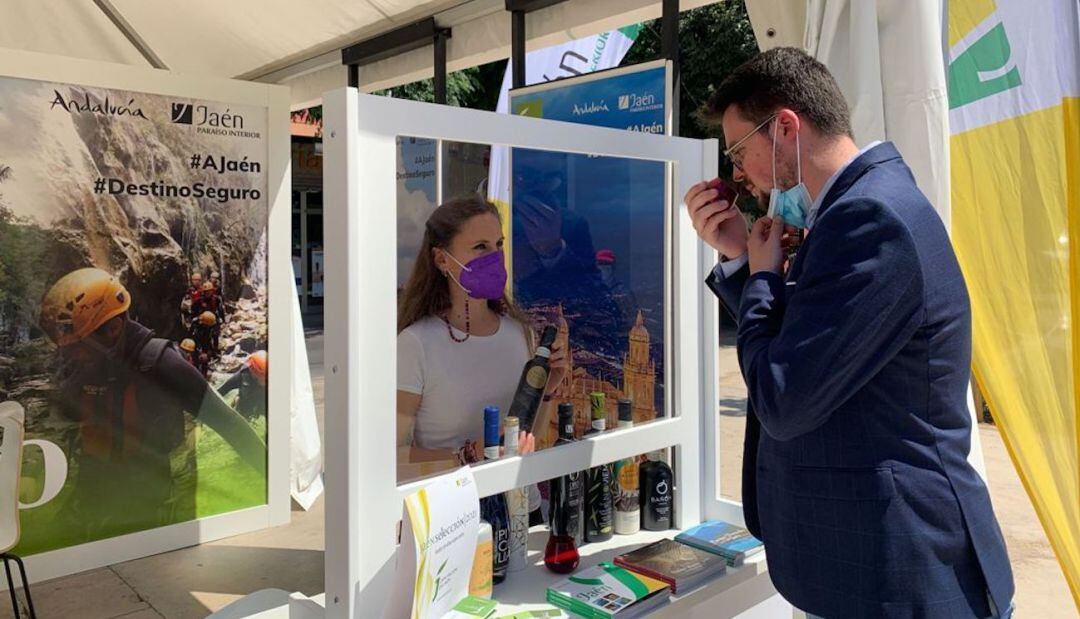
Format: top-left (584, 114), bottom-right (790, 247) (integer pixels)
top-left (389, 466), bottom-right (482, 619)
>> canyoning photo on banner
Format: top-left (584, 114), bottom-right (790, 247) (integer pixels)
top-left (0, 76), bottom-right (270, 555)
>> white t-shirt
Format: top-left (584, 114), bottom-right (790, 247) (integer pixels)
top-left (398, 314), bottom-right (531, 451)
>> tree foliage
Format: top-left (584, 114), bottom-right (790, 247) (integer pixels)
top-left (302, 5), bottom-right (758, 133)
top-left (622, 3), bottom-right (759, 139)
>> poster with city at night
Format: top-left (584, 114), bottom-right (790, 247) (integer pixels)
top-left (511, 148), bottom-right (666, 443)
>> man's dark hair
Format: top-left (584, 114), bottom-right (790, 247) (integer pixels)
top-left (701, 47), bottom-right (853, 139)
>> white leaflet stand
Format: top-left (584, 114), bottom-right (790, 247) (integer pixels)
top-left (214, 89), bottom-right (786, 619)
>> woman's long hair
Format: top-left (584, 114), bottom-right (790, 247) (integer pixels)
top-left (398, 196), bottom-right (532, 343)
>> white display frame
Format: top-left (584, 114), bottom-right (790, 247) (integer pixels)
top-left (0, 48), bottom-right (293, 583)
top-left (322, 88), bottom-right (758, 619)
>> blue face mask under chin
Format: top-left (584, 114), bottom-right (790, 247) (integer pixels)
top-left (767, 119), bottom-right (812, 229)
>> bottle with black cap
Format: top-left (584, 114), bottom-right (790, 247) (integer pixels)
top-left (639, 449), bottom-right (674, 531)
top-left (612, 399), bottom-right (640, 535)
top-left (545, 402), bottom-right (583, 573)
top-left (583, 392), bottom-right (613, 543)
top-left (509, 325), bottom-right (558, 435)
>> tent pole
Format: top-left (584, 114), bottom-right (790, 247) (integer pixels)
top-left (662, 0), bottom-right (681, 135)
top-left (92, 0), bottom-right (169, 69)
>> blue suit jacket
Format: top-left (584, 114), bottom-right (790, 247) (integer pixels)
top-left (706, 143), bottom-right (1014, 618)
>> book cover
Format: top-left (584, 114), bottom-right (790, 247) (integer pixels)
top-left (546, 562), bottom-right (669, 618)
top-left (675, 521), bottom-right (763, 565)
top-left (613, 538), bottom-right (727, 594)
top-left (444, 595), bottom-right (499, 618)
top-left (493, 610), bottom-right (567, 619)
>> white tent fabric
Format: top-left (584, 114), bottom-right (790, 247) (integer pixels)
top-left (289, 267), bottom-right (324, 511)
top-left (748, 0), bottom-right (951, 224)
top-left (743, 0), bottom-right (986, 481)
top-left (0, 0), bottom-right (716, 108)
top-left (0, 0), bottom-right (466, 80)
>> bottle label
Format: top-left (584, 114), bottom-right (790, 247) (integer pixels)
top-left (469, 538), bottom-right (494, 597)
top-left (649, 481), bottom-right (673, 519)
top-left (586, 466), bottom-right (613, 536)
top-left (526, 366), bottom-right (549, 389)
top-left (494, 526), bottom-right (510, 566)
top-left (563, 424), bottom-right (574, 437)
top-left (614, 508), bottom-right (640, 534)
top-left (484, 446), bottom-right (500, 460)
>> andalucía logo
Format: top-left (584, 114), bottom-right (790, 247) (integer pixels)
top-left (572, 100), bottom-right (609, 116)
top-left (50, 90), bottom-right (148, 120)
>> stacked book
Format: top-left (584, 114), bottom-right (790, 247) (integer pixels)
top-left (675, 520), bottom-right (764, 567)
top-left (612, 538), bottom-right (728, 595)
top-left (546, 563), bottom-right (670, 618)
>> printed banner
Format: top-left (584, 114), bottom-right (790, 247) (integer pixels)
top-left (0, 76), bottom-right (269, 554)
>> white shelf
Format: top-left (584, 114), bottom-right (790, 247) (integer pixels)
top-left (492, 526), bottom-right (775, 618)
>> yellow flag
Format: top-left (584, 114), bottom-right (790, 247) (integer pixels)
top-left (948, 0), bottom-right (1080, 609)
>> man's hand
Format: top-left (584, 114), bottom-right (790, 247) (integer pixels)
top-left (518, 194), bottom-right (563, 258)
top-left (748, 216), bottom-right (785, 275)
top-left (684, 178), bottom-right (748, 259)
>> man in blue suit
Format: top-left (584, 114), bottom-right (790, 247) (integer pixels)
top-left (685, 48), bottom-right (1014, 618)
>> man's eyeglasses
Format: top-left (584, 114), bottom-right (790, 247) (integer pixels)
top-left (722, 114), bottom-right (776, 170)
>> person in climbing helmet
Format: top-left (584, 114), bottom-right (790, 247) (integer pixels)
top-left (179, 338), bottom-right (198, 367)
top-left (189, 309), bottom-right (221, 373)
top-left (180, 272), bottom-right (204, 330)
top-left (39, 268), bottom-right (265, 537)
top-left (219, 350), bottom-right (267, 420)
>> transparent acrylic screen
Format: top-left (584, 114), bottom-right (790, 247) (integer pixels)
top-left (395, 137), bottom-right (670, 486)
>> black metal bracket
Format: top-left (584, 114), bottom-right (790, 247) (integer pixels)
top-left (505, 0), bottom-right (570, 89)
top-left (342, 17), bottom-right (440, 67)
top-left (504, 0), bottom-right (567, 12)
top-left (662, 0), bottom-right (681, 135)
top-left (340, 18), bottom-right (453, 100)
top-left (434, 28), bottom-right (451, 104)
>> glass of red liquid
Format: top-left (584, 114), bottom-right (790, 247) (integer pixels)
top-left (543, 534), bottom-right (580, 574)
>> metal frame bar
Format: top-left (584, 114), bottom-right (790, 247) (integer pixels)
top-left (1, 554), bottom-right (35, 619)
top-left (91, 0), bottom-right (168, 69)
top-left (511, 10), bottom-right (526, 89)
top-left (505, 0), bottom-right (571, 89)
top-left (662, 0), bottom-right (681, 135)
top-left (433, 28), bottom-right (451, 104)
top-left (341, 17), bottom-right (439, 68)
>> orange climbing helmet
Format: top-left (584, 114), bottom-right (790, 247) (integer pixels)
top-left (248, 350), bottom-right (267, 383)
top-left (40, 268), bottom-right (131, 347)
top-left (179, 338), bottom-right (196, 352)
top-left (198, 311), bottom-right (217, 326)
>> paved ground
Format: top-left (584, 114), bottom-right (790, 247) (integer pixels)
top-left (2, 328), bottom-right (1075, 618)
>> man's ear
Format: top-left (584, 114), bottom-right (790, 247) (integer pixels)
top-left (776, 109), bottom-right (801, 138)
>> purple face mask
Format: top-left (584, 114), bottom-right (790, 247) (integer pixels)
top-left (446, 250), bottom-right (508, 300)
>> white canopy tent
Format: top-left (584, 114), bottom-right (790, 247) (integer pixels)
top-left (1, 0), bottom-right (715, 107)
